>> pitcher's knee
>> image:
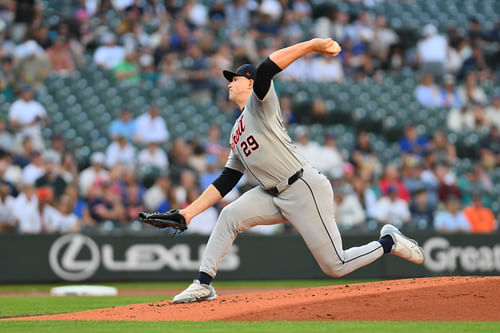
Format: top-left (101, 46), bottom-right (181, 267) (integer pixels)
top-left (218, 206), bottom-right (244, 233)
top-left (321, 263), bottom-right (347, 278)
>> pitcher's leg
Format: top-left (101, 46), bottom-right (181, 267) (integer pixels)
top-left (276, 167), bottom-right (383, 277)
top-left (199, 186), bottom-right (284, 277)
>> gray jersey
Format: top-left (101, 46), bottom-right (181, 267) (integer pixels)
top-left (225, 81), bottom-right (306, 189)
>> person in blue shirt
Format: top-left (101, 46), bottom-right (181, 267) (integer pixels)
top-left (109, 109), bottom-right (136, 142)
top-left (434, 194), bottom-right (471, 233)
top-left (399, 123), bottom-right (429, 158)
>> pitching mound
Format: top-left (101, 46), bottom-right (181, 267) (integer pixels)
top-left (6, 276), bottom-right (500, 321)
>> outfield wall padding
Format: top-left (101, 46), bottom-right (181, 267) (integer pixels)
top-left (0, 232), bottom-right (499, 282)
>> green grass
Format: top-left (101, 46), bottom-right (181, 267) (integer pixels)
top-left (0, 279), bottom-right (379, 292)
top-left (0, 296), bottom-right (167, 319)
top-left (0, 321), bottom-right (499, 333)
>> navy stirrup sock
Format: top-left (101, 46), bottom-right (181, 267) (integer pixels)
top-left (378, 235), bottom-right (394, 253)
top-left (197, 271), bottom-right (213, 285)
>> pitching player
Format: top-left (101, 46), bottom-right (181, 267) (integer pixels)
top-left (156, 38), bottom-right (425, 303)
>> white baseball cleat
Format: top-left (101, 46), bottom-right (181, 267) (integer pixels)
top-left (380, 224), bottom-right (425, 264)
top-left (172, 280), bottom-right (217, 304)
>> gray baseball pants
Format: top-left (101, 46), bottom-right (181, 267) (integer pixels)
top-left (199, 165), bottom-right (383, 278)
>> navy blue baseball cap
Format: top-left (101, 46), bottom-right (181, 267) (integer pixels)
top-left (223, 64), bottom-right (257, 82)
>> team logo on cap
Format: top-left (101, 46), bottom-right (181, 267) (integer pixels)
top-left (246, 72), bottom-right (251, 77)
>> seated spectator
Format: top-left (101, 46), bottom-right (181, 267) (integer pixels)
top-left (0, 180), bottom-right (16, 232)
top-left (311, 54), bottom-right (344, 82)
top-left (0, 56), bottom-right (18, 102)
top-left (457, 165), bottom-right (493, 208)
top-left (79, 152), bottom-right (109, 198)
top-left (447, 105), bottom-right (475, 132)
top-left (374, 186), bottom-right (411, 229)
top-left (351, 176), bottom-right (378, 221)
top-left (279, 96), bottom-right (296, 126)
top-left (44, 133), bottom-right (66, 166)
top-left (434, 195), bottom-right (471, 233)
top-left (294, 126), bottom-right (322, 168)
top-left (440, 74), bottom-right (463, 109)
top-left (334, 185), bottom-right (365, 229)
top-left (433, 163), bottom-right (461, 203)
top-left (105, 135), bottom-right (136, 169)
top-left (480, 126), bottom-right (500, 170)
top-left (134, 105), bottom-right (169, 145)
top-left (485, 94), bottom-right (500, 130)
top-left (0, 119), bottom-right (15, 153)
top-left (378, 164), bottom-right (411, 203)
top-left (93, 33), bottom-right (125, 70)
top-left (123, 182), bottom-right (145, 223)
top-left (416, 24), bottom-right (448, 79)
top-left (45, 36), bottom-right (75, 76)
top-left (462, 195), bottom-right (497, 233)
top-left (88, 180), bottom-right (126, 227)
top-left (459, 46), bottom-right (491, 81)
top-left (168, 138), bottom-right (195, 184)
top-left (109, 109), bottom-right (136, 142)
top-left (200, 155), bottom-right (220, 191)
top-left (35, 151), bottom-right (67, 200)
top-left (410, 188), bottom-right (435, 229)
top-left (64, 186), bottom-right (94, 227)
top-left (113, 51), bottom-right (140, 85)
top-left (12, 183), bottom-right (38, 233)
top-left (8, 85), bottom-right (48, 151)
top-left (430, 130), bottom-right (456, 165)
top-left (183, 44), bottom-right (212, 100)
top-left (12, 136), bottom-right (34, 168)
top-left (350, 131), bottom-right (382, 177)
top-left (56, 193), bottom-right (80, 232)
top-left (185, 188), bottom-right (218, 235)
top-left (59, 151), bottom-right (78, 186)
top-left (144, 173), bottom-right (170, 211)
top-left (16, 186), bottom-right (60, 233)
top-left (203, 125), bottom-right (224, 156)
top-left (399, 123), bottom-right (429, 158)
top-left (458, 73), bottom-right (487, 106)
top-left (138, 142), bottom-right (168, 171)
top-left (0, 154), bottom-right (21, 193)
top-left (316, 132), bottom-right (344, 179)
top-left (14, 40), bottom-right (51, 93)
top-left (414, 74), bottom-right (441, 108)
top-left (23, 151), bottom-right (45, 185)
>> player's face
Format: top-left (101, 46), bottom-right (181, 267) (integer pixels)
top-left (227, 76), bottom-right (252, 103)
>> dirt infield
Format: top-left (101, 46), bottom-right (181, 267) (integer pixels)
top-left (5, 276), bottom-right (500, 321)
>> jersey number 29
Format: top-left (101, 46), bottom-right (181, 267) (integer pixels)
top-left (240, 135), bottom-right (260, 157)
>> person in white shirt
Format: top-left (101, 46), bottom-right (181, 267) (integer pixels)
top-left (56, 193), bottom-right (80, 232)
top-left (374, 186), bottom-right (411, 229)
top-left (144, 173), bottom-right (170, 211)
top-left (416, 24), bottom-right (448, 78)
top-left (8, 85), bottom-right (48, 151)
top-left (22, 151), bottom-right (45, 185)
top-left (334, 185), bottom-right (366, 229)
top-left (294, 126), bottom-right (322, 168)
top-left (134, 105), bottom-right (169, 145)
top-left (138, 142), bottom-right (169, 170)
top-left (447, 105), bottom-right (475, 132)
top-left (185, 188), bottom-right (219, 235)
top-left (13, 183), bottom-right (39, 233)
top-left (311, 55), bottom-right (344, 82)
top-left (105, 135), bottom-right (136, 169)
top-left (0, 181), bottom-right (16, 231)
top-left (316, 133), bottom-right (344, 178)
top-left (93, 33), bottom-right (125, 70)
top-left (79, 152), bottom-right (109, 197)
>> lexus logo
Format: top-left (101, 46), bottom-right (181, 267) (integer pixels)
top-left (49, 233), bottom-right (100, 281)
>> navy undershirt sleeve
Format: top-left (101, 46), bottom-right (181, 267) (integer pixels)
top-left (212, 167), bottom-right (244, 197)
top-left (253, 57), bottom-right (282, 100)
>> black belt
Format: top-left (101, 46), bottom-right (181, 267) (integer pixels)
top-left (265, 168), bottom-right (304, 196)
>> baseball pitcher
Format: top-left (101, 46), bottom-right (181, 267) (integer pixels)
top-left (139, 38), bottom-right (425, 303)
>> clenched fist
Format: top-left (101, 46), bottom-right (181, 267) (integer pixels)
top-left (311, 38), bottom-right (341, 56)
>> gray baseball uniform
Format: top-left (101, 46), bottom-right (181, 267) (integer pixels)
top-left (199, 81), bottom-right (384, 278)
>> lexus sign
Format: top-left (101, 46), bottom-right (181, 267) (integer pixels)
top-left (48, 233), bottom-right (240, 281)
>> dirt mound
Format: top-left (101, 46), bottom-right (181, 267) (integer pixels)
top-left (5, 276), bottom-right (500, 321)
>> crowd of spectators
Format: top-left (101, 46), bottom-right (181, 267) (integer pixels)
top-left (0, 0), bottom-right (499, 235)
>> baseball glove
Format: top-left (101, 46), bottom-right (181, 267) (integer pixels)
top-left (138, 209), bottom-right (188, 232)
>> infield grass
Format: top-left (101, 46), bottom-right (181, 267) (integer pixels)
top-left (1, 321), bottom-right (499, 333)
